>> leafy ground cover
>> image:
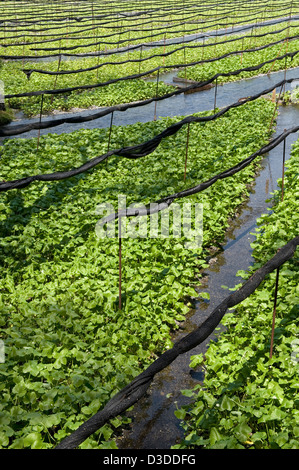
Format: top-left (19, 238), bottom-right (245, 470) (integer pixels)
top-left (173, 135), bottom-right (299, 450)
top-left (1, 20), bottom-right (298, 117)
top-left (0, 98), bottom-right (276, 448)
top-left (2, 1), bottom-right (296, 55)
top-left (177, 27), bottom-right (299, 83)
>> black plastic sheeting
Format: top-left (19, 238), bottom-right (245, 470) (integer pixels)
top-left (54, 234), bottom-right (299, 449)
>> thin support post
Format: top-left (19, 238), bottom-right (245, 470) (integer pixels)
top-left (118, 217), bottom-right (122, 311)
top-left (106, 111), bottom-right (114, 167)
top-left (139, 46), bottom-right (143, 74)
top-left (214, 77), bottom-right (218, 112)
top-left (267, 40), bottom-right (286, 75)
top-left (154, 69), bottom-right (160, 121)
top-left (184, 122), bottom-right (190, 181)
top-left (268, 83), bottom-right (284, 133)
top-left (281, 130), bottom-right (286, 201)
top-left (51, 53), bottom-right (61, 104)
top-left (270, 266), bottom-right (280, 359)
top-left (107, 111), bottom-right (114, 153)
top-left (127, 30), bottom-right (130, 60)
top-left (96, 36), bottom-right (100, 79)
top-left (240, 37), bottom-right (244, 64)
top-left (284, 42), bottom-right (289, 94)
top-left (36, 94), bottom-right (44, 151)
top-left (22, 36), bottom-right (25, 67)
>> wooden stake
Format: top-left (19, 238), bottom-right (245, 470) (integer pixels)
top-left (108, 110), bottom-right (114, 147)
top-left (106, 111), bottom-right (114, 167)
top-left (240, 37), bottom-right (244, 65)
top-left (154, 69), bottom-right (160, 121)
top-left (22, 35), bottom-right (25, 67)
top-left (51, 52), bottom-right (61, 105)
top-left (184, 122), bottom-right (190, 181)
top-left (127, 29), bottom-right (130, 59)
top-left (214, 77), bottom-right (218, 112)
top-left (139, 45), bottom-right (143, 74)
top-left (96, 39), bottom-right (100, 79)
top-left (267, 40), bottom-right (286, 75)
top-left (268, 84), bottom-right (284, 133)
top-left (284, 41), bottom-right (289, 94)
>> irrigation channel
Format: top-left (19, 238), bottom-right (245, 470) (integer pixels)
top-left (3, 65), bottom-right (298, 448)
